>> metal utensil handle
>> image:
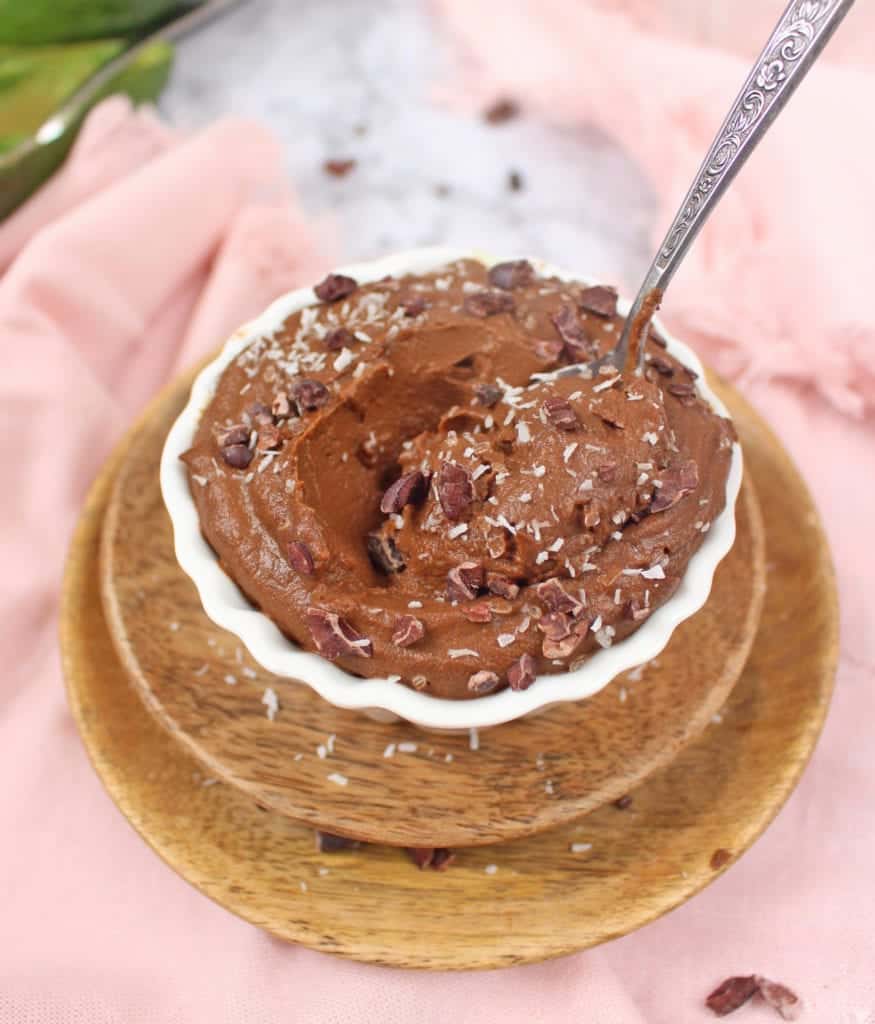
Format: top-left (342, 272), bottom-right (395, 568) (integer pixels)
top-left (655, 0), bottom-right (854, 283)
top-left (618, 0), bottom-right (855, 374)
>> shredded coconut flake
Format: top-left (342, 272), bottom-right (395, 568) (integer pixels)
top-left (469, 728), bottom-right (480, 751)
top-left (497, 633), bottom-right (516, 648)
top-left (398, 742), bottom-right (418, 753)
top-left (570, 842), bottom-right (593, 854)
top-left (327, 772), bottom-right (348, 786)
top-left (262, 687), bottom-right (279, 720)
top-left (448, 648), bottom-right (479, 659)
top-left (642, 564), bottom-right (666, 580)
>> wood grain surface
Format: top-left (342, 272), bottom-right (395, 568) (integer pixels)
top-left (61, 368), bottom-right (838, 968)
top-left (97, 370), bottom-right (765, 848)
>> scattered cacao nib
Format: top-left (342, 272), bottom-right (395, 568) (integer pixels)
top-left (578, 284), bottom-right (618, 318)
top-left (430, 847), bottom-right (456, 871)
top-left (391, 614), bottom-right (425, 647)
top-left (437, 462), bottom-right (474, 520)
top-left (474, 382), bottom-right (503, 407)
top-left (291, 378), bottom-right (330, 412)
top-left (486, 572), bottom-right (520, 600)
top-left (706, 977), bottom-right (759, 1017)
top-left (496, 426), bottom-right (516, 452)
top-left (245, 401), bottom-right (274, 426)
top-left (533, 338), bottom-right (564, 362)
top-left (406, 847), bottom-right (455, 870)
top-left (447, 561), bottom-right (485, 602)
top-left (646, 355), bottom-right (675, 377)
top-left (668, 381), bottom-right (697, 400)
top-left (271, 391), bottom-right (292, 419)
top-left (488, 259), bottom-right (534, 291)
top-left (461, 603), bottom-right (492, 623)
top-left (597, 461), bottom-right (618, 483)
top-left (626, 599), bottom-right (650, 622)
top-left (483, 97), bottom-right (520, 124)
top-left (315, 830), bottom-right (361, 852)
top-left (313, 273), bottom-right (358, 303)
top-left (537, 611), bottom-right (573, 641)
top-left (305, 607), bottom-right (372, 659)
top-left (551, 304), bottom-right (593, 361)
top-left (367, 532), bottom-right (406, 574)
top-left (507, 169), bottom-right (524, 192)
top-left (323, 157), bottom-right (356, 177)
top-left (287, 540), bottom-right (315, 575)
top-left (755, 977), bottom-right (802, 1021)
top-left (468, 670), bottom-right (501, 695)
top-left (507, 652), bottom-right (536, 691)
top-left (380, 470), bottom-right (427, 515)
top-left (464, 290), bottom-right (515, 318)
top-left (256, 423), bottom-right (282, 450)
top-left (650, 460), bottom-right (699, 513)
top-left (543, 395), bottom-right (580, 431)
top-left (542, 627), bottom-right (586, 660)
top-left (613, 794), bottom-right (633, 810)
top-left (535, 578), bottom-right (583, 616)
top-left (324, 326), bottom-right (355, 351)
top-left (400, 295), bottom-right (428, 317)
top-left (710, 848), bottom-right (732, 870)
top-left (407, 847), bottom-right (436, 869)
top-left (221, 443), bottom-right (253, 469)
top-left (220, 424), bottom-right (250, 447)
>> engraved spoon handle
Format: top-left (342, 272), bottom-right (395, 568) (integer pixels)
top-left (616, 0), bottom-right (856, 373)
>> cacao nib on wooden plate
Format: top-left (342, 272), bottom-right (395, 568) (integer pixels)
top-left (315, 830), bottom-right (362, 852)
top-left (305, 607), bottom-right (372, 659)
top-left (313, 273), bottom-right (357, 303)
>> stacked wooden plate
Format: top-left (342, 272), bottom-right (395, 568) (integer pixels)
top-left (61, 367), bottom-right (837, 969)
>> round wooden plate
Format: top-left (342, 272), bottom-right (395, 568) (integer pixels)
top-left (97, 371), bottom-right (764, 848)
top-left (61, 368), bottom-right (837, 967)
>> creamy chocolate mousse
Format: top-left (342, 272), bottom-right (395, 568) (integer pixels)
top-left (181, 259), bottom-right (734, 699)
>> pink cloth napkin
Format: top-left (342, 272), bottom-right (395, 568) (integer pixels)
top-left (2, 2), bottom-right (875, 1017)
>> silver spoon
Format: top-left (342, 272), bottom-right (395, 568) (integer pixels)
top-left (564, 0), bottom-right (856, 380)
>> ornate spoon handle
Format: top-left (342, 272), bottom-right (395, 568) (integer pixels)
top-left (617, 0), bottom-right (856, 372)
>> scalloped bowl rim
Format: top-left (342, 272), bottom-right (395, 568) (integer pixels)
top-left (160, 246), bottom-right (742, 730)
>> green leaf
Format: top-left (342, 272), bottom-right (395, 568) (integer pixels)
top-left (0, 2), bottom-right (189, 45)
top-left (0, 39), bottom-right (173, 221)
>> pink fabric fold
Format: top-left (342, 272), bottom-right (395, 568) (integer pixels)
top-left (3, 7), bottom-right (875, 1019)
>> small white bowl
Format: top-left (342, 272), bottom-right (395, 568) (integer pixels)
top-left (160, 246), bottom-right (742, 730)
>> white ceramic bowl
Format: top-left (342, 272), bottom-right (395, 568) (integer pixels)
top-left (160, 247), bottom-right (742, 730)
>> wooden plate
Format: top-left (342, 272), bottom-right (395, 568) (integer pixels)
top-left (61, 368), bottom-right (837, 967)
top-left (96, 370), bottom-right (764, 848)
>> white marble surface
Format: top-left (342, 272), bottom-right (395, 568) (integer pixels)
top-left (162, 0), bottom-right (656, 285)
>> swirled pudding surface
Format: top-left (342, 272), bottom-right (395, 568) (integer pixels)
top-left (182, 259), bottom-right (734, 699)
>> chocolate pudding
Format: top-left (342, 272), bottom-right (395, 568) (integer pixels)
top-left (181, 259), bottom-right (734, 699)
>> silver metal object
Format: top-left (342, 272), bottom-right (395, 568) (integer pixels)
top-left (0, 0), bottom-right (244, 171)
top-left (571, 0), bottom-right (856, 379)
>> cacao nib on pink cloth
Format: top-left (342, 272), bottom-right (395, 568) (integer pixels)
top-left (305, 607), bottom-right (373, 659)
top-left (313, 273), bottom-right (357, 303)
top-left (705, 976), bottom-right (759, 1017)
top-left (380, 470), bottom-right (427, 515)
top-left (754, 977), bottom-right (802, 1021)
top-left (488, 260), bottom-right (535, 290)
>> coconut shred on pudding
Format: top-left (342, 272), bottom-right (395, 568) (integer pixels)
top-left (181, 259), bottom-right (734, 700)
